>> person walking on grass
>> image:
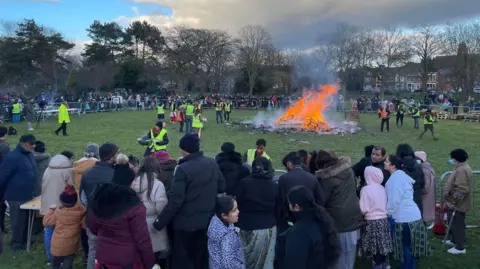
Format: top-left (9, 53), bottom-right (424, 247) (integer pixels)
top-left (192, 109), bottom-right (204, 138)
top-left (411, 104), bottom-right (420, 129)
top-left (0, 134), bottom-right (37, 251)
top-left (55, 101), bottom-right (70, 136)
top-left (43, 185), bottom-right (86, 269)
top-left (378, 105), bottom-right (390, 132)
top-left (443, 149), bottom-right (473, 255)
top-left (419, 109), bottom-right (438, 140)
top-left (396, 101), bottom-right (407, 127)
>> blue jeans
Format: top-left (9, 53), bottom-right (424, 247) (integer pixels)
top-left (44, 226), bottom-right (55, 261)
top-left (216, 111), bottom-right (223, 123)
top-left (401, 223), bottom-right (416, 269)
top-left (185, 115), bottom-right (193, 133)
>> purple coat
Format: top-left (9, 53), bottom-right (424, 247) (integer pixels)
top-left (421, 162), bottom-right (436, 222)
top-left (207, 215), bottom-right (245, 269)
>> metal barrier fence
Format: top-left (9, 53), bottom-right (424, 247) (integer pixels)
top-left (438, 170), bottom-right (480, 229)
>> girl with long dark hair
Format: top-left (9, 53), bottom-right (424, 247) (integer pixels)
top-left (384, 155), bottom-right (431, 269)
top-left (131, 156), bottom-right (169, 267)
top-left (281, 186), bottom-right (340, 269)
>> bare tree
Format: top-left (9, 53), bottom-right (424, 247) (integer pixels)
top-left (236, 25), bottom-right (273, 95)
top-left (410, 25), bottom-right (443, 91)
top-left (354, 28), bottom-right (381, 68)
top-left (379, 27), bottom-right (412, 67)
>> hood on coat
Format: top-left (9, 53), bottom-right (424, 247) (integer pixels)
top-left (48, 154), bottom-right (73, 169)
top-left (215, 151), bottom-right (243, 165)
top-left (73, 158), bottom-right (98, 174)
top-left (54, 204), bottom-right (86, 225)
top-left (34, 152), bottom-right (51, 162)
top-left (208, 215), bottom-right (235, 242)
top-left (159, 157), bottom-right (177, 167)
top-left (364, 166), bottom-right (383, 185)
top-left (414, 151), bottom-right (427, 163)
top-left (315, 156), bottom-right (352, 180)
top-left (91, 183), bottom-right (141, 219)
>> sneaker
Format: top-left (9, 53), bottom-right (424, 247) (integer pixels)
top-left (447, 247), bottom-right (466, 255)
top-left (443, 240), bottom-right (454, 246)
top-left (28, 128), bottom-right (34, 131)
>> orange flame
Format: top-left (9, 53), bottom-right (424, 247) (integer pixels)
top-left (276, 84), bottom-right (339, 131)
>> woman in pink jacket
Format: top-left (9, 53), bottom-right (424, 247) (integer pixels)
top-left (414, 151), bottom-right (436, 226)
top-left (360, 166), bottom-right (393, 269)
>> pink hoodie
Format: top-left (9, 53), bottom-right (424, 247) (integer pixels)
top-left (360, 166), bottom-right (388, 220)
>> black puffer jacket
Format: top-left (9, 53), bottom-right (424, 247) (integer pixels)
top-left (404, 163), bottom-right (425, 216)
top-left (215, 151), bottom-right (250, 196)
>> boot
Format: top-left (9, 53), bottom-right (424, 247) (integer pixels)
top-left (373, 263), bottom-right (387, 269)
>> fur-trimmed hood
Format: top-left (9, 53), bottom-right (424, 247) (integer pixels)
top-left (315, 156), bottom-right (352, 180)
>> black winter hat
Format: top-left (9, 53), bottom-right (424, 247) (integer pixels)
top-left (221, 142), bottom-right (235, 153)
top-left (179, 133), bottom-right (200, 153)
top-left (112, 154), bottom-right (136, 187)
top-left (34, 141), bottom-right (46, 153)
top-left (99, 143), bottom-right (119, 162)
top-left (60, 185), bottom-right (78, 207)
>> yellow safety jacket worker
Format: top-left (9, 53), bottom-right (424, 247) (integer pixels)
top-left (225, 103), bottom-right (231, 112)
top-left (245, 149), bottom-right (271, 166)
top-left (186, 105), bottom-right (195, 116)
top-left (149, 128), bottom-right (167, 151)
top-left (192, 114), bottom-right (203, 128)
top-left (157, 104), bottom-right (165, 115)
top-left (58, 104), bottom-right (71, 124)
top-left (424, 115), bottom-right (433, 125)
top-left (170, 103), bottom-right (176, 111)
top-left (12, 104), bottom-right (20, 114)
top-left (412, 108), bottom-right (420, 117)
top-left (215, 103), bottom-right (221, 111)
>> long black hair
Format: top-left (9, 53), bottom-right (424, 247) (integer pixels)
top-left (138, 156), bottom-right (162, 202)
top-left (287, 186), bottom-right (340, 267)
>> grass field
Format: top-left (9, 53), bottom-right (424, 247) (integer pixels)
top-left (0, 108), bottom-right (479, 269)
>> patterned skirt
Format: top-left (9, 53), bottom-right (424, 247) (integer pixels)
top-left (239, 227), bottom-right (277, 269)
top-left (361, 218), bottom-right (393, 256)
top-left (392, 219), bottom-right (432, 262)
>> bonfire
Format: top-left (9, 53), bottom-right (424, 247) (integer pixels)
top-left (275, 84), bottom-right (338, 131)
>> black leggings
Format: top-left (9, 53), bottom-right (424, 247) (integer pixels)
top-left (373, 253), bottom-right (387, 265)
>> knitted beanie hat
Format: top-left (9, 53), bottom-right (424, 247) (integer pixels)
top-left (60, 185), bottom-right (78, 207)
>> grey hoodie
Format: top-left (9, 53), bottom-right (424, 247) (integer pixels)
top-left (33, 152), bottom-right (51, 196)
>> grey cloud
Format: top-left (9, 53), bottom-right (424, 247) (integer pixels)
top-left (129, 0), bottom-right (480, 49)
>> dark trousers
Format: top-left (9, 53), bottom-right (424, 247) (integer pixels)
top-left (81, 228), bottom-right (89, 262)
top-left (51, 255), bottom-right (74, 269)
top-left (179, 121), bottom-right (184, 132)
top-left (55, 121), bottom-right (67, 135)
top-left (448, 210), bottom-right (466, 250)
top-left (0, 198), bottom-right (6, 233)
top-left (171, 230), bottom-right (208, 269)
top-left (216, 111), bottom-right (223, 123)
top-left (373, 254), bottom-right (387, 265)
top-left (224, 111), bottom-right (230, 121)
top-left (8, 201), bottom-right (28, 250)
top-left (381, 118), bottom-right (389, 132)
top-left (155, 251), bottom-right (169, 269)
top-left (157, 114), bottom-right (165, 120)
top-left (396, 114), bottom-right (404, 127)
top-left (419, 124), bottom-right (434, 138)
top-left (401, 223), bottom-right (416, 269)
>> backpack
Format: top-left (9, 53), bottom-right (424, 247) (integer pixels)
top-left (8, 126), bottom-right (17, 136)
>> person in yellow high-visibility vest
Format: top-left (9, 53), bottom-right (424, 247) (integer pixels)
top-left (224, 101), bottom-right (231, 122)
top-left (137, 121), bottom-right (169, 156)
top-left (243, 138), bottom-right (271, 167)
top-left (215, 101), bottom-right (223, 124)
top-left (419, 109), bottom-right (438, 140)
top-left (55, 101), bottom-right (70, 136)
top-left (11, 101), bottom-right (21, 123)
top-left (170, 102), bottom-right (177, 123)
top-left (157, 101), bottom-right (165, 121)
top-left (411, 104), bottom-right (421, 129)
top-left (192, 109), bottom-right (204, 138)
top-left (185, 100), bottom-right (195, 133)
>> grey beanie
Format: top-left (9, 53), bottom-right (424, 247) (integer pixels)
top-left (85, 143), bottom-right (100, 158)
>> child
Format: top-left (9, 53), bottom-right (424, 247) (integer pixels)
top-left (360, 166), bottom-right (393, 269)
top-left (43, 185), bottom-right (86, 269)
top-left (192, 110), bottom-right (204, 138)
top-left (208, 195), bottom-right (244, 269)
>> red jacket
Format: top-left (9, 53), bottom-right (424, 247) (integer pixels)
top-left (89, 186), bottom-right (155, 269)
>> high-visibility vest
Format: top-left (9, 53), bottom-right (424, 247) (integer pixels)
top-left (58, 104), bottom-right (71, 123)
top-left (186, 105), bottom-right (195, 116)
top-left (215, 103), bottom-right (221, 111)
top-left (157, 104), bottom-right (164, 115)
top-left (225, 103), bottom-right (231, 112)
top-left (12, 104), bottom-right (20, 114)
top-left (412, 108), bottom-right (420, 117)
top-left (177, 111), bottom-right (184, 122)
top-left (170, 103), bottom-right (176, 111)
top-left (378, 109), bottom-right (389, 119)
top-left (246, 149), bottom-right (271, 166)
top-left (424, 115), bottom-right (433, 125)
top-left (149, 128), bottom-right (167, 151)
top-left (192, 114), bottom-right (203, 128)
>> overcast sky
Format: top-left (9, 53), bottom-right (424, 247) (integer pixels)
top-left (2, 0), bottom-right (480, 49)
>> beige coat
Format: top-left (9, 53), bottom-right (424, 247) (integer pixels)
top-left (421, 162), bottom-right (436, 222)
top-left (444, 162), bottom-right (473, 213)
top-left (132, 173), bottom-right (169, 253)
top-left (41, 155), bottom-right (74, 214)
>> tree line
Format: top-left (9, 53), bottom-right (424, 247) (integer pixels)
top-left (1, 18), bottom-right (479, 97)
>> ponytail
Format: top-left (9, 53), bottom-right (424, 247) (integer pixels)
top-left (311, 203), bottom-right (340, 267)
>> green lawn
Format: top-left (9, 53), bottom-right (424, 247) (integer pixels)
top-left (0, 108), bottom-right (479, 269)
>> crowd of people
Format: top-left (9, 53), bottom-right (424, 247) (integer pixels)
top-left (0, 123), bottom-right (474, 269)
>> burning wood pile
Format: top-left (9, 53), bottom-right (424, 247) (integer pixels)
top-left (239, 84), bottom-right (360, 135)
